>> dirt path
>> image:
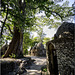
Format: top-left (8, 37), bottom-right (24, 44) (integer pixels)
top-left (24, 56), bottom-right (47, 75)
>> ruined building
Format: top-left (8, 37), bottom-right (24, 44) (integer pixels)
top-left (30, 42), bottom-right (46, 56)
top-left (46, 22), bottom-right (75, 75)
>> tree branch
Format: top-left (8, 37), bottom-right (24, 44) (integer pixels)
top-left (0, 6), bottom-right (8, 38)
top-left (0, 20), bottom-right (14, 35)
top-left (0, 20), bottom-right (4, 23)
top-left (28, 5), bottom-right (64, 21)
top-left (7, 25), bottom-right (13, 35)
top-left (44, 6), bottom-right (63, 21)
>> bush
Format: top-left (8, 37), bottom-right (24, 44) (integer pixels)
top-left (41, 65), bottom-right (47, 72)
top-left (9, 53), bottom-right (16, 58)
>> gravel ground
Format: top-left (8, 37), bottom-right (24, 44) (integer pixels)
top-left (24, 56), bottom-right (47, 75)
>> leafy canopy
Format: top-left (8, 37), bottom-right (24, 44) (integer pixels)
top-left (0, 0), bottom-right (73, 49)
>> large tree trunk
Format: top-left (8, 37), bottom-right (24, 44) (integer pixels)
top-left (3, 26), bottom-right (23, 58)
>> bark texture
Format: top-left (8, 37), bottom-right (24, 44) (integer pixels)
top-left (3, 26), bottom-right (23, 58)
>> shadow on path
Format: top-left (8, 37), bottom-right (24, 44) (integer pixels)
top-left (24, 56), bottom-right (47, 75)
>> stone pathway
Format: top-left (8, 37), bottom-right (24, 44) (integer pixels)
top-left (24, 56), bottom-right (47, 75)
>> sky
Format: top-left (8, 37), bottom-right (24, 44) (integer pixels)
top-left (32, 0), bottom-right (75, 39)
top-left (68, 0), bottom-right (74, 7)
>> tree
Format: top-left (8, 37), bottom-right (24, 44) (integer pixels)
top-left (43, 37), bottom-right (50, 48)
top-left (1, 0), bottom-right (34, 57)
top-left (0, 0), bottom-right (73, 58)
top-left (23, 31), bottom-right (32, 55)
top-left (32, 37), bottom-right (39, 46)
top-left (1, 0), bottom-right (50, 57)
top-left (36, 27), bottom-right (46, 42)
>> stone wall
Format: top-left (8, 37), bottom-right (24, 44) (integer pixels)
top-left (0, 57), bottom-right (32, 75)
top-left (51, 38), bottom-right (74, 75)
top-left (46, 22), bottom-right (75, 75)
top-left (54, 22), bottom-right (74, 39)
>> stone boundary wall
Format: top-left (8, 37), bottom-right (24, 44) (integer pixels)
top-left (0, 57), bottom-right (32, 75)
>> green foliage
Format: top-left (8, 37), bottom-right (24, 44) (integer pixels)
top-left (0, 0), bottom-right (73, 53)
top-left (9, 53), bottom-right (16, 58)
top-left (51, 37), bottom-right (54, 40)
top-left (23, 31), bottom-right (32, 54)
top-left (2, 55), bottom-right (4, 58)
top-left (37, 29), bottom-right (46, 42)
top-left (62, 1), bottom-right (69, 7)
top-left (41, 65), bottom-right (47, 72)
top-left (43, 68), bottom-right (47, 72)
top-left (31, 37), bottom-right (39, 46)
top-left (32, 25), bottom-right (46, 42)
top-left (23, 49), bottom-right (28, 55)
top-left (43, 37), bottom-right (50, 45)
top-left (0, 38), bottom-right (5, 49)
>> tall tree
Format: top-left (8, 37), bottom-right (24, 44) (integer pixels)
top-left (1, 0), bottom-right (26, 57)
top-left (0, 0), bottom-right (73, 57)
top-left (36, 26), bottom-right (46, 43)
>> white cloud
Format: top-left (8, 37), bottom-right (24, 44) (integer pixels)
top-left (43, 26), bottom-right (56, 38)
